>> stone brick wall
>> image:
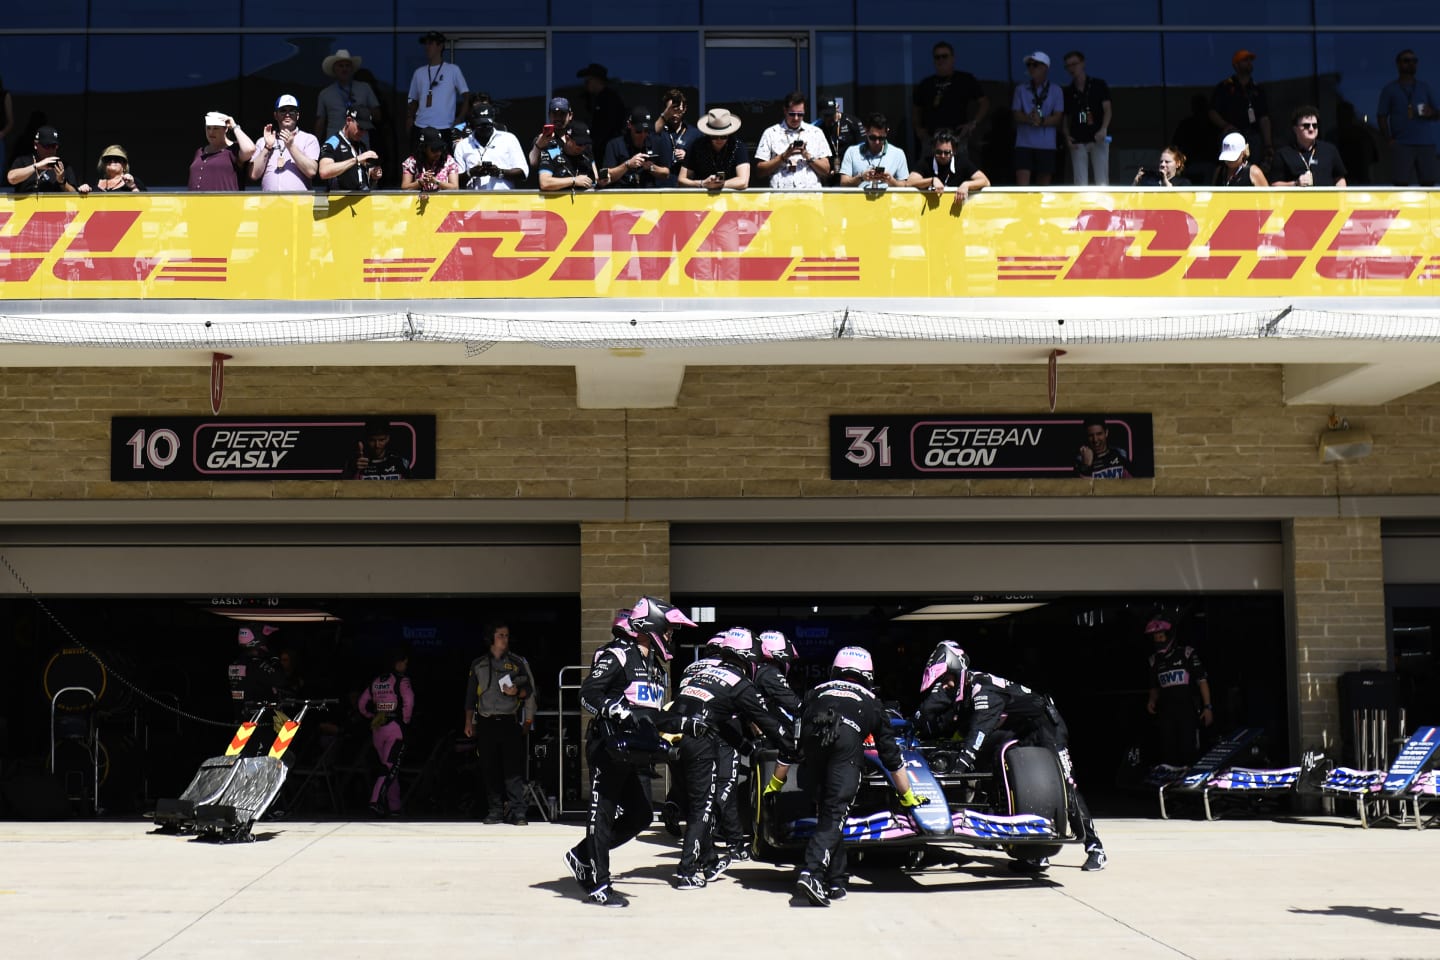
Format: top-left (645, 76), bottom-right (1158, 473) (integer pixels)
top-left (1285, 517), bottom-right (1389, 759)
top-left (7, 363), bottom-right (1435, 499)
top-left (579, 521), bottom-right (671, 666)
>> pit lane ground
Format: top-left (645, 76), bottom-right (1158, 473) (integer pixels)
top-left (0, 816), bottom-right (1435, 960)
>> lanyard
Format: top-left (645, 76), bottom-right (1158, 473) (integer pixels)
top-left (428, 65), bottom-right (443, 90)
top-left (1030, 81), bottom-right (1050, 113)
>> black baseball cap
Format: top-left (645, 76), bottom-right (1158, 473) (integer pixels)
top-left (628, 107), bottom-right (654, 130)
top-left (419, 126), bottom-right (446, 149)
top-left (35, 126), bottom-right (60, 146)
top-left (469, 103), bottom-right (497, 125)
top-left (576, 63), bottom-right (609, 80)
top-left (345, 106), bottom-right (375, 130)
top-left (419, 31), bottom-right (447, 44)
top-left (566, 121), bottom-right (593, 146)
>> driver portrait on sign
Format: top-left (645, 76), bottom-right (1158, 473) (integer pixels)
top-left (342, 417), bottom-right (412, 480)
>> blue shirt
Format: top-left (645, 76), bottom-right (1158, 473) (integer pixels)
top-left (1378, 80), bottom-right (1438, 146)
top-left (839, 142), bottom-right (910, 180)
top-left (1012, 81), bottom-right (1065, 150)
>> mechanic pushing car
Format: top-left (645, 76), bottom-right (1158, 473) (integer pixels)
top-left (788, 646), bottom-right (927, 906)
top-left (916, 640), bottom-right (1108, 872)
top-left (659, 628), bottom-right (797, 890)
top-left (566, 596), bottom-right (696, 907)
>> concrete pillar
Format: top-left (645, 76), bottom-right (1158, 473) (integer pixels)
top-left (1283, 517), bottom-right (1388, 763)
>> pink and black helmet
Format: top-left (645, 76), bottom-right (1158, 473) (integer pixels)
top-left (627, 596), bottom-right (697, 661)
top-left (920, 640), bottom-right (969, 698)
top-left (758, 630), bottom-right (798, 667)
top-left (830, 645), bottom-right (876, 689)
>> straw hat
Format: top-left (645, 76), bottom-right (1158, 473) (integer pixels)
top-left (322, 49), bottom-right (362, 77)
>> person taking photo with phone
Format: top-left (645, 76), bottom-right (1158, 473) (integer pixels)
top-left (601, 107), bottom-right (672, 189)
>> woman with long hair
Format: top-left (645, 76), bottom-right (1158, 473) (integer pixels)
top-left (1216, 132), bottom-right (1267, 187)
top-left (79, 144), bottom-right (145, 193)
top-left (401, 126), bottom-right (459, 192)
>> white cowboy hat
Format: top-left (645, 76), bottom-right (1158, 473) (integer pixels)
top-left (322, 49), bottom-right (362, 77)
top-left (697, 107), bottom-right (741, 137)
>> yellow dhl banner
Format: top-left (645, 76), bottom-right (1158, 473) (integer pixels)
top-left (2, 190), bottom-right (1438, 301)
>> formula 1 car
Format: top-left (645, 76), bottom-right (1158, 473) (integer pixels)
top-left (752, 715), bottom-right (1079, 865)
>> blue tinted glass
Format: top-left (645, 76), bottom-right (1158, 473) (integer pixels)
top-left (5, 4), bottom-right (85, 29)
top-left (858, 2), bottom-right (1004, 25)
top-left (453, 44), bottom-right (549, 135)
top-left (1010, 0), bottom-right (1157, 25)
top-left (86, 35), bottom-right (241, 188)
top-left (1010, 34), bottom-right (1161, 88)
top-left (92, 0), bottom-right (238, 26)
top-left (242, 0), bottom-right (389, 27)
top-left (243, 35), bottom-right (398, 126)
top-left (1161, 33), bottom-right (1316, 90)
top-left (396, 5), bottom-right (544, 27)
top-left (553, 0), bottom-right (699, 25)
top-left (1316, 0), bottom-right (1440, 24)
top-left (1161, 1), bottom-right (1311, 24)
top-left (704, 0), bottom-right (850, 26)
top-left (0, 37), bottom-right (87, 97)
top-left (1316, 32), bottom-right (1422, 124)
top-left (817, 32), bottom-right (856, 116)
top-left (856, 32), bottom-right (1010, 151)
top-left (550, 32), bottom-right (699, 122)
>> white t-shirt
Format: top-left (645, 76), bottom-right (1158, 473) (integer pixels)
top-left (452, 130), bottom-right (530, 190)
top-left (753, 121), bottom-right (831, 189)
top-left (408, 62), bottom-right (469, 129)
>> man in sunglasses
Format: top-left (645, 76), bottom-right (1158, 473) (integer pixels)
top-left (838, 113), bottom-right (910, 189)
top-left (913, 40), bottom-right (987, 161)
top-left (1269, 106), bottom-right (1347, 187)
top-left (1378, 49), bottom-right (1438, 186)
top-left (753, 91), bottom-right (831, 189)
top-left (251, 94), bottom-right (319, 192)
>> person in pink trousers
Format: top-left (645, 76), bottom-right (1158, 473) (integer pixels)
top-left (358, 648), bottom-right (415, 816)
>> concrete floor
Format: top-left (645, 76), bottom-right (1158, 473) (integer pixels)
top-left (1, 816), bottom-right (1437, 960)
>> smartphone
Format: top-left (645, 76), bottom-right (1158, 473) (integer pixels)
top-left (543, 124), bottom-right (555, 136)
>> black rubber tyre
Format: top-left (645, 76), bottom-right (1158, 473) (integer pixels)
top-left (1002, 745), bottom-right (1068, 860)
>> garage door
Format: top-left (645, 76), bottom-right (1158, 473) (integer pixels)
top-left (671, 521), bottom-right (1281, 594)
top-left (0, 523), bottom-right (579, 596)
top-left (1382, 520), bottom-right (1440, 585)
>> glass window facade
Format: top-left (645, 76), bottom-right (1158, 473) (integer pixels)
top-left (0, 3), bottom-right (1435, 188)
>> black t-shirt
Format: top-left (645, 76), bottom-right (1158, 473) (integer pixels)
top-left (1210, 76), bottom-right (1269, 137)
top-left (819, 114), bottom-right (864, 184)
top-left (85, 175), bottom-right (147, 192)
top-left (917, 153), bottom-right (979, 186)
top-left (586, 86), bottom-right (628, 152)
top-left (683, 138), bottom-right (751, 182)
top-left (1064, 76), bottom-right (1111, 141)
top-left (1269, 140), bottom-right (1347, 186)
top-left (1135, 171), bottom-right (1192, 187)
top-left (539, 148), bottom-right (598, 189)
top-left (601, 134), bottom-right (674, 189)
top-left (10, 153), bottom-right (80, 193)
top-left (320, 133), bottom-right (375, 191)
top-left (913, 70), bottom-right (985, 133)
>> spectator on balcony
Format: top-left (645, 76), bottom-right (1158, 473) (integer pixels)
top-left (577, 63), bottom-right (627, 151)
top-left (908, 129), bottom-right (988, 205)
top-left (1270, 106), bottom-right (1347, 188)
top-left (1209, 50), bottom-right (1273, 166)
top-left (0, 75), bottom-right (12, 176)
top-left (529, 97), bottom-right (574, 178)
top-left (408, 32), bottom-right (468, 137)
top-left (188, 112), bottom-right (256, 192)
top-left (1132, 147), bottom-right (1191, 187)
top-left (401, 127), bottom-right (460, 192)
top-left (1377, 49), bottom-right (1438, 187)
top-left (1217, 132), bottom-right (1268, 187)
top-left (679, 108), bottom-right (752, 191)
top-left (913, 41), bottom-right (987, 162)
top-left (601, 108), bottom-right (672, 190)
top-left (538, 122), bottom-right (600, 192)
top-left (1061, 51), bottom-right (1111, 186)
top-left (817, 99), bottom-right (863, 187)
top-left (839, 113), bottom-right (910, 189)
top-left (251, 95), bottom-right (320, 191)
top-left (318, 107), bottom-right (383, 192)
top-left (653, 89), bottom-right (694, 184)
top-left (754, 91), bottom-right (831, 189)
top-left (454, 103), bottom-right (527, 190)
top-left (1012, 52), bottom-right (1064, 187)
top-left (7, 126), bottom-right (78, 193)
top-left (315, 49), bottom-right (380, 141)
top-left (78, 145), bottom-right (144, 194)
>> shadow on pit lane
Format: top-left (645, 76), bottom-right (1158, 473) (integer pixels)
top-left (1289, 906), bottom-right (1440, 930)
top-left (723, 857), bottom-right (1060, 896)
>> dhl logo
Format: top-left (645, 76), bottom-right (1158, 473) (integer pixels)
top-left (997, 208), bottom-right (1440, 283)
top-left (363, 208), bottom-right (859, 284)
top-left (268, 721), bottom-right (300, 760)
top-left (225, 722), bottom-right (257, 757)
top-left (0, 209), bottom-right (227, 283)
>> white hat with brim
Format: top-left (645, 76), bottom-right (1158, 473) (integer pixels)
top-left (322, 49), bottom-right (362, 77)
top-left (697, 108), bottom-right (742, 137)
top-left (1024, 51), bottom-right (1051, 68)
top-left (1218, 131), bottom-right (1248, 162)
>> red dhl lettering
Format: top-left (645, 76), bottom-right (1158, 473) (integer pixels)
top-left (1059, 208), bottom-right (1422, 282)
top-left (0, 209), bottom-right (193, 283)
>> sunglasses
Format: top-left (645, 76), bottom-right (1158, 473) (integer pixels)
top-left (933, 150), bottom-right (953, 157)
top-left (866, 134), bottom-right (886, 142)
top-left (1297, 122), bottom-right (1318, 129)
top-left (786, 111), bottom-right (806, 118)
top-left (103, 156), bottom-right (125, 164)
top-left (277, 108), bottom-right (300, 116)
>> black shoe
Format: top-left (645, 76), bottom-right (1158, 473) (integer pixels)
top-left (564, 848), bottom-right (595, 891)
top-left (795, 871), bottom-right (830, 907)
top-left (827, 884), bottom-right (848, 902)
top-left (728, 843), bottom-right (752, 862)
top-left (506, 815), bottom-right (529, 826)
top-left (702, 853), bottom-right (732, 883)
top-left (672, 872), bottom-right (706, 890)
top-left (586, 884), bottom-right (629, 907)
top-left (1082, 848), bottom-right (1107, 872)
top-left (660, 801), bottom-right (683, 838)
top-left (482, 813), bottom-right (503, 825)
top-left (368, 802), bottom-right (388, 818)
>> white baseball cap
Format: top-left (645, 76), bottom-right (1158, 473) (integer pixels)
top-left (1024, 51), bottom-right (1051, 68)
top-left (274, 94), bottom-right (300, 110)
top-left (1218, 131), bottom-right (1248, 161)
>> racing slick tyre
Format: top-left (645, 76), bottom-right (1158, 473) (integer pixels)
top-left (1001, 745), bottom-right (1068, 861)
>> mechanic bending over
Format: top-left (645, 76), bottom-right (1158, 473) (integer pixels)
top-left (916, 640), bottom-right (1108, 872)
